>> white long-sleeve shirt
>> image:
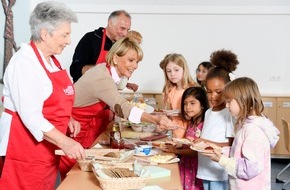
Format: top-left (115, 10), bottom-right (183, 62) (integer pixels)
top-left (0, 43), bottom-right (61, 156)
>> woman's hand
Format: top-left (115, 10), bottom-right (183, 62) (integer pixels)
top-left (126, 82), bottom-right (139, 92)
top-left (43, 128), bottom-right (85, 160)
top-left (68, 117), bottom-right (81, 137)
top-left (61, 137), bottom-right (86, 160)
top-left (156, 115), bottom-right (179, 131)
top-left (81, 65), bottom-right (94, 74)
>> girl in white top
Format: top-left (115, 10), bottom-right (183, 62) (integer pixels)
top-left (195, 49), bottom-right (239, 190)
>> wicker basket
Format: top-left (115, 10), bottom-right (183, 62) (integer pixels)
top-left (77, 159), bottom-right (93, 172)
top-left (77, 159), bottom-right (134, 172)
top-left (92, 167), bottom-right (149, 190)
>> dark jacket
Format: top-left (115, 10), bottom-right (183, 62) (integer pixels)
top-left (69, 27), bottom-right (113, 83)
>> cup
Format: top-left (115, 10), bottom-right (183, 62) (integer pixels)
top-left (134, 145), bottom-right (152, 155)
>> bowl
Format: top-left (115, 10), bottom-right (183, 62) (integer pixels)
top-left (142, 123), bottom-right (156, 133)
top-left (131, 123), bottom-right (144, 132)
top-left (134, 145), bottom-right (153, 155)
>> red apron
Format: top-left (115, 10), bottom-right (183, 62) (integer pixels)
top-left (96, 28), bottom-right (109, 64)
top-left (0, 41), bottom-right (74, 190)
top-left (59, 64), bottom-right (113, 180)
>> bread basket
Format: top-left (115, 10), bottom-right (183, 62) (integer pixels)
top-left (76, 149), bottom-right (134, 172)
top-left (92, 166), bottom-right (149, 190)
top-left (77, 159), bottom-right (134, 172)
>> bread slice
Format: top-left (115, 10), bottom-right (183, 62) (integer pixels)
top-left (104, 152), bottom-right (120, 158)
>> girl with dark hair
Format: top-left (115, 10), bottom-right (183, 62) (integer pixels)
top-left (196, 61), bottom-right (214, 88)
top-left (162, 86), bottom-right (209, 190)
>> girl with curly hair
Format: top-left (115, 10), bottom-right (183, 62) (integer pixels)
top-left (195, 49), bottom-right (239, 190)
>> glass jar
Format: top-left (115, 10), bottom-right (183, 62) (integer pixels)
top-left (110, 123), bottom-right (124, 149)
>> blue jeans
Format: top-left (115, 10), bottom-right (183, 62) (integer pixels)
top-left (202, 180), bottom-right (228, 190)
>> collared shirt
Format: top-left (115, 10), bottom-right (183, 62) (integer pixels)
top-left (0, 43), bottom-right (59, 155)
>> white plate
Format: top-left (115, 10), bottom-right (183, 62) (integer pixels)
top-left (134, 149), bottom-right (158, 157)
top-left (150, 157), bottom-right (180, 164)
top-left (162, 109), bottom-right (180, 116)
top-left (190, 145), bottom-right (213, 153)
top-left (172, 138), bottom-right (192, 145)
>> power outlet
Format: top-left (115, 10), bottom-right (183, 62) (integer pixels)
top-left (269, 76), bottom-right (281, 81)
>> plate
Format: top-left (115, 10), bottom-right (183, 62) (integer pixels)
top-left (149, 155), bottom-right (180, 164)
top-left (163, 109), bottom-right (180, 116)
top-left (172, 138), bottom-right (192, 145)
top-left (134, 149), bottom-right (158, 157)
top-left (190, 145), bottom-right (213, 153)
top-left (154, 157), bottom-right (180, 164)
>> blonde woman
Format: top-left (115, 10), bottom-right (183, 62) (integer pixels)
top-left (60, 37), bottom-right (178, 179)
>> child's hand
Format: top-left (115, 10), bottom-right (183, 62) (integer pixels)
top-left (200, 142), bottom-right (222, 162)
top-left (161, 144), bottom-right (177, 154)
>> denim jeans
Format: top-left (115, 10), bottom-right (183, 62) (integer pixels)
top-left (202, 180), bottom-right (228, 190)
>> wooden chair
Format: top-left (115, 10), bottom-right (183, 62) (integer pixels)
top-left (276, 118), bottom-right (290, 190)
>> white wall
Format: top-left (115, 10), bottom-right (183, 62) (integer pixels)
top-left (1, 0), bottom-right (290, 98)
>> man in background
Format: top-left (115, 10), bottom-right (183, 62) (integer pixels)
top-left (69, 10), bottom-right (138, 91)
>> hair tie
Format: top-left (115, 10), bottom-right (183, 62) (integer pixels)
top-left (229, 73), bottom-right (236, 81)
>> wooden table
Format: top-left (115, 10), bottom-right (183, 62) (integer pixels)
top-left (56, 161), bottom-right (182, 190)
top-left (56, 122), bottom-right (183, 190)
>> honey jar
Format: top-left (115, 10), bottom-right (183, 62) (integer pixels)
top-left (110, 122), bottom-right (124, 149)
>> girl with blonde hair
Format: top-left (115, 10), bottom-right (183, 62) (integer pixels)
top-left (202, 77), bottom-right (279, 190)
top-left (161, 53), bottom-right (198, 138)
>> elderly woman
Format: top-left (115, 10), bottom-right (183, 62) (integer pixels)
top-left (0, 2), bottom-right (85, 189)
top-left (59, 37), bottom-right (178, 179)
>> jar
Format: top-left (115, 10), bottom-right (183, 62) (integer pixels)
top-left (110, 123), bottom-right (124, 149)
